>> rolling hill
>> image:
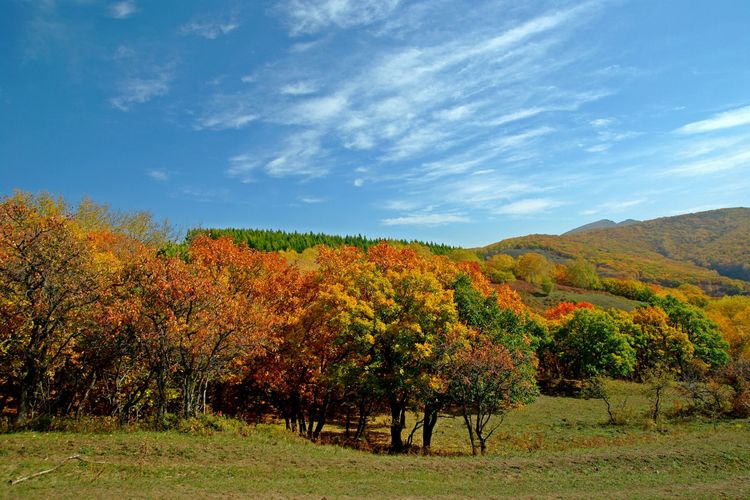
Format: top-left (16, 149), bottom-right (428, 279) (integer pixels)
top-left (479, 208), bottom-right (750, 295)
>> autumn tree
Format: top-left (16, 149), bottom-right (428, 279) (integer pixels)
top-left (0, 194), bottom-right (102, 424)
top-left (484, 253), bottom-right (516, 284)
top-left (515, 252), bottom-right (554, 285)
top-left (628, 306), bottom-right (694, 377)
top-left (365, 243), bottom-right (461, 452)
top-left (562, 258), bottom-right (601, 289)
top-left (706, 296), bottom-right (750, 361)
top-left (74, 197), bottom-right (173, 248)
top-left (544, 301), bottom-right (594, 321)
top-left (447, 275), bottom-right (539, 454)
top-left (652, 295), bottom-right (729, 368)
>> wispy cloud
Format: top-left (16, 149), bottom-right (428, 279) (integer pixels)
top-left (280, 0), bottom-right (402, 36)
top-left (147, 169), bottom-right (171, 182)
top-left (194, 94), bottom-right (259, 130)
top-left (667, 148), bottom-right (750, 176)
top-left (280, 81), bottom-right (319, 96)
top-left (675, 105), bottom-right (750, 134)
top-left (265, 131), bottom-right (328, 178)
top-left (109, 1), bottom-right (136, 20)
top-left (382, 200), bottom-right (419, 211)
top-left (228, 131), bottom-right (329, 180)
top-left (673, 134), bottom-right (750, 160)
top-left (202, 1), bottom-right (610, 214)
top-left (195, 111), bottom-right (258, 130)
top-left (110, 69), bottom-right (172, 111)
top-left (180, 20), bottom-right (239, 39)
top-left (300, 197), bottom-right (325, 204)
top-left (226, 154), bottom-right (260, 184)
top-left (382, 212), bottom-right (469, 226)
top-left (493, 198), bottom-right (565, 215)
top-left (590, 117), bottom-right (616, 127)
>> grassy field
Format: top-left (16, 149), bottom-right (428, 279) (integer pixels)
top-left (1, 382), bottom-right (749, 498)
top-left (511, 279), bottom-right (646, 313)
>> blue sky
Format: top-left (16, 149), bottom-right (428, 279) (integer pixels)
top-left (1, 0), bottom-right (749, 247)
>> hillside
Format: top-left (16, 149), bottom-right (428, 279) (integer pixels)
top-left (479, 208), bottom-right (750, 295)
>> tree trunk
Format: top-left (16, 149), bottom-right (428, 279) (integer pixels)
top-left (355, 403), bottom-right (368, 440)
top-left (344, 406), bottom-right (352, 439)
top-left (155, 366), bottom-right (168, 420)
top-left (389, 397), bottom-right (404, 452)
top-left (16, 361), bottom-right (38, 426)
top-left (422, 404), bottom-right (439, 452)
top-left (462, 412), bottom-right (477, 456)
top-left (311, 396), bottom-right (330, 440)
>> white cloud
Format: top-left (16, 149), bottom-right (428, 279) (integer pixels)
top-left (109, 1), bottom-right (136, 19)
top-left (240, 74), bottom-right (257, 84)
top-left (196, 112), bottom-right (258, 130)
top-left (280, 81), bottom-right (319, 96)
top-left (493, 198), bottom-right (565, 215)
top-left (226, 154), bottom-right (260, 184)
top-left (433, 105), bottom-right (473, 122)
top-left (147, 169), bottom-right (170, 181)
top-left (382, 200), bottom-right (418, 211)
top-left (675, 105), bottom-right (750, 134)
top-left (300, 197), bottom-right (324, 204)
top-left (673, 134), bottom-right (750, 160)
top-left (205, 0), bottom-right (609, 224)
top-left (667, 148), bottom-right (750, 176)
top-left (180, 21), bottom-right (239, 39)
top-left (281, 0), bottom-right (401, 35)
top-left (265, 131), bottom-right (329, 178)
top-left (382, 213), bottom-right (469, 226)
top-left (110, 70), bottom-right (172, 111)
top-left (590, 117), bottom-right (615, 127)
top-left (290, 39), bottom-right (323, 53)
top-left (585, 144), bottom-right (609, 153)
top-left (485, 108), bottom-right (547, 127)
top-left (194, 94), bottom-right (259, 130)
top-left (418, 127), bottom-right (555, 180)
top-left (290, 94), bottom-right (348, 123)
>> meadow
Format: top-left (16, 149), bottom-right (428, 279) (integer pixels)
top-left (2, 382), bottom-right (749, 499)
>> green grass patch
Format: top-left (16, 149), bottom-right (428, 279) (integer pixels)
top-left (2, 382), bottom-right (748, 498)
top-left (521, 287), bottom-right (646, 313)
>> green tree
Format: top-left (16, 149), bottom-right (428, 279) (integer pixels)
top-left (553, 309), bottom-right (636, 379)
top-left (484, 253), bottom-right (516, 283)
top-left (651, 295), bottom-right (729, 368)
top-left (449, 275), bottom-right (539, 455)
top-left (515, 253), bottom-right (554, 285)
top-left (564, 258), bottom-right (601, 289)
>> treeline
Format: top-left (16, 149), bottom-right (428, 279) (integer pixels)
top-left (0, 193), bottom-right (535, 454)
top-left (1, 193), bottom-right (748, 455)
top-left (186, 227), bottom-right (455, 255)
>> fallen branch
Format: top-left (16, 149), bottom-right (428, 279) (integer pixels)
top-left (9, 454), bottom-right (109, 486)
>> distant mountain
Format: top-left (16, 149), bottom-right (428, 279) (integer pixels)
top-left (479, 208), bottom-right (750, 295)
top-left (563, 218), bottom-right (640, 235)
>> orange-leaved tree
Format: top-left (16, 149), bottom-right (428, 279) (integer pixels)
top-left (0, 193), bottom-right (103, 424)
